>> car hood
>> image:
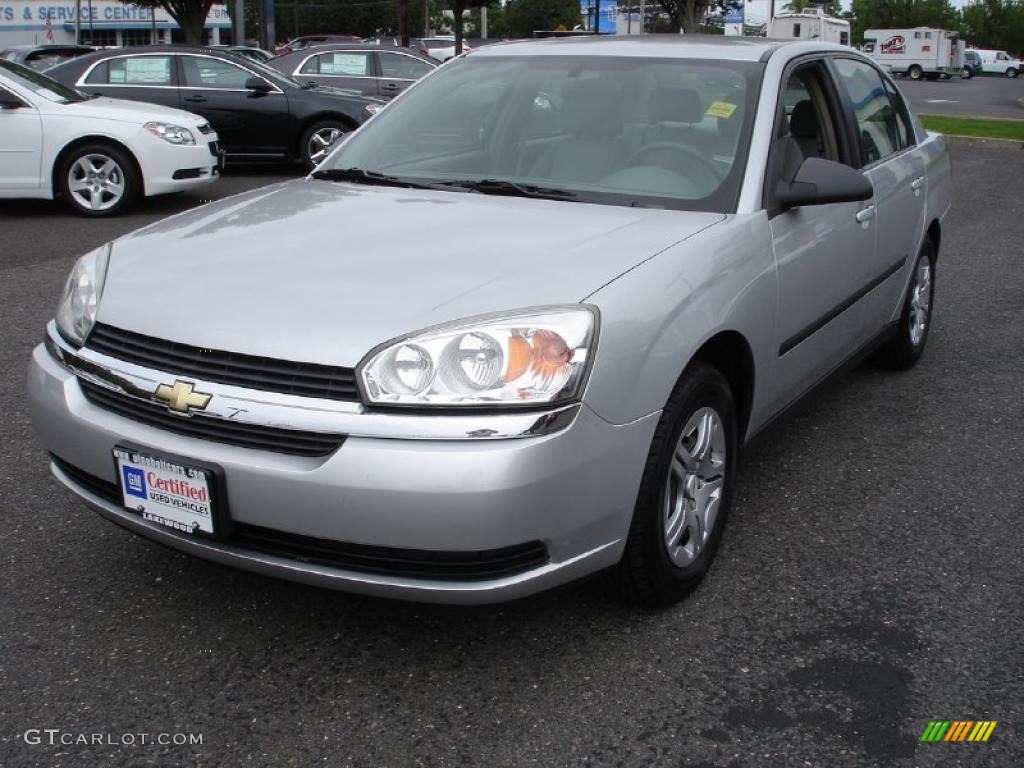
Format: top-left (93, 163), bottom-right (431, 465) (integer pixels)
top-left (96, 180), bottom-right (723, 367)
top-left (56, 96), bottom-right (207, 127)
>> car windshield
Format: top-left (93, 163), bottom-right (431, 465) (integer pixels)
top-left (322, 54), bottom-right (761, 212)
top-left (0, 58), bottom-right (86, 102)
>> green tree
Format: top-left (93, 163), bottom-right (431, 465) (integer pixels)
top-left (848, 0), bottom-right (960, 45)
top-left (505, 0), bottom-right (582, 37)
top-left (784, 0), bottom-right (842, 14)
top-left (960, 0), bottom-right (1024, 56)
top-left (129, 0), bottom-right (214, 43)
top-left (658, 0), bottom-right (725, 34)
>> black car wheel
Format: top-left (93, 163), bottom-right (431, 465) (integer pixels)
top-left (1007, 67), bottom-right (1019, 79)
top-left (907, 65), bottom-right (923, 81)
top-left (960, 67), bottom-right (973, 79)
top-left (610, 361), bottom-right (737, 607)
top-left (873, 239), bottom-right (936, 370)
top-left (301, 120), bottom-right (348, 170)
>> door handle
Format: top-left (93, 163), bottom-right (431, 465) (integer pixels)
top-left (911, 176), bottom-right (924, 193)
top-left (381, 82), bottom-right (400, 90)
top-left (184, 94), bottom-right (207, 103)
top-left (855, 204), bottom-right (875, 224)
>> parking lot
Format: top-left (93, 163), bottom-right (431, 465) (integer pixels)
top-left (898, 74), bottom-right (1024, 119)
top-left (1, 140), bottom-right (1022, 767)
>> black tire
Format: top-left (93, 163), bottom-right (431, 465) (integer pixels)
top-left (1007, 67), bottom-right (1019, 79)
top-left (960, 67), bottom-right (973, 79)
top-left (610, 361), bottom-right (737, 608)
top-left (300, 120), bottom-right (349, 171)
top-left (872, 239), bottom-right (936, 370)
top-left (59, 142), bottom-right (139, 217)
top-left (908, 65), bottom-right (923, 81)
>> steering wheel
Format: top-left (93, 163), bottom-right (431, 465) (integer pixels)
top-left (626, 142), bottom-right (722, 192)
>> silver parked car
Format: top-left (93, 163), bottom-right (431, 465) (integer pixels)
top-left (29, 37), bottom-right (951, 606)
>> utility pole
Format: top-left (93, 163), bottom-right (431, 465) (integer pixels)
top-left (639, 0), bottom-right (645, 34)
top-left (75, 0), bottom-right (81, 44)
top-left (232, 0), bottom-right (243, 46)
top-left (480, 4), bottom-right (487, 38)
top-left (424, 0), bottom-right (430, 37)
top-left (400, 0), bottom-right (410, 46)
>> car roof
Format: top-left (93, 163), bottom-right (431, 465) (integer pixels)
top-left (273, 44), bottom-right (436, 66)
top-left (469, 34), bottom-right (791, 62)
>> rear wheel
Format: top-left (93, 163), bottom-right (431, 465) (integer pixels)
top-left (300, 120), bottom-right (348, 170)
top-left (907, 65), bottom-right (923, 81)
top-left (611, 362), bottom-right (737, 607)
top-left (59, 143), bottom-right (139, 217)
top-left (872, 239), bottom-right (936, 370)
top-left (1007, 67), bottom-right (1019, 78)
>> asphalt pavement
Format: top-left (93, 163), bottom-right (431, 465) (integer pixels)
top-left (1, 144), bottom-right (1022, 767)
top-left (896, 74), bottom-right (1024, 119)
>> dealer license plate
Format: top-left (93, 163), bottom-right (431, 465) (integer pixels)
top-left (113, 447), bottom-right (215, 534)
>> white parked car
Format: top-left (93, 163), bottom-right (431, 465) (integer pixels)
top-left (0, 59), bottom-right (222, 216)
top-left (971, 48), bottom-right (1022, 78)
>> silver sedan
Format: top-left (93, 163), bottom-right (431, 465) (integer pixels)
top-left (28, 36), bottom-right (951, 605)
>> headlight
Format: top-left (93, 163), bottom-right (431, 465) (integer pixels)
top-left (55, 243), bottom-right (111, 347)
top-left (364, 104), bottom-right (382, 116)
top-left (359, 307), bottom-right (597, 407)
top-left (144, 122), bottom-right (196, 145)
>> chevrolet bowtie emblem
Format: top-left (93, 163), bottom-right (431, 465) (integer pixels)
top-left (154, 380), bottom-right (212, 415)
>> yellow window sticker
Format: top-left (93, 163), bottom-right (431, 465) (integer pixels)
top-left (706, 101), bottom-right (738, 119)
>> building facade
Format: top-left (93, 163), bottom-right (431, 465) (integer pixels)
top-left (0, 1), bottom-right (231, 48)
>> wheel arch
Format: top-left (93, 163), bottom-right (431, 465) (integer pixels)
top-left (51, 135), bottom-right (143, 199)
top-left (689, 330), bottom-right (756, 444)
top-left (925, 218), bottom-right (941, 259)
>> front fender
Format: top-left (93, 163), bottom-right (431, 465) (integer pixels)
top-left (582, 213), bottom-right (778, 437)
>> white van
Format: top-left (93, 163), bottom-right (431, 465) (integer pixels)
top-left (768, 11), bottom-right (851, 47)
top-left (970, 49), bottom-right (1022, 78)
top-left (863, 28), bottom-right (963, 80)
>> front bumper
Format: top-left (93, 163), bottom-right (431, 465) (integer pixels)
top-left (28, 340), bottom-right (659, 604)
top-left (138, 133), bottom-right (221, 197)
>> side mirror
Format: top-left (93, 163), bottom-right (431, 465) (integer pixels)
top-left (776, 157), bottom-right (873, 209)
top-left (0, 92), bottom-right (25, 109)
top-left (245, 77), bottom-right (272, 93)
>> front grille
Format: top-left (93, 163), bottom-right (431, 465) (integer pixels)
top-left (207, 140), bottom-right (220, 156)
top-left (85, 323), bottom-right (360, 402)
top-left (50, 455), bottom-right (549, 581)
top-left (80, 380), bottom-right (345, 457)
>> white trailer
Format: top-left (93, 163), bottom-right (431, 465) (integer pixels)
top-left (768, 11), bottom-right (851, 47)
top-left (862, 28), bottom-right (964, 80)
top-left (970, 49), bottom-right (1022, 78)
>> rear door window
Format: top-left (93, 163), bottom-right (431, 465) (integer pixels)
top-left (86, 55), bottom-right (174, 86)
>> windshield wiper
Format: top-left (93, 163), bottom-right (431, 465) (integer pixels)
top-left (310, 167), bottom-right (461, 191)
top-left (439, 179), bottom-right (583, 202)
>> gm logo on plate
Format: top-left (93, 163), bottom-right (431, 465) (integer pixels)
top-left (122, 466), bottom-right (147, 499)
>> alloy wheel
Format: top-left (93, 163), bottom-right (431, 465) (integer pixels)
top-left (908, 257), bottom-right (933, 347)
top-left (663, 407), bottom-right (726, 568)
top-left (308, 127), bottom-right (343, 166)
top-left (68, 154), bottom-right (125, 212)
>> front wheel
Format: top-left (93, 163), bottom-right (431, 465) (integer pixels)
top-left (960, 67), bottom-right (973, 79)
top-left (908, 65), bottom-right (923, 81)
top-left (873, 240), bottom-right (936, 369)
top-left (1007, 67), bottom-right (1019, 79)
top-left (300, 120), bottom-right (348, 170)
top-left (59, 144), bottom-right (139, 216)
top-left (611, 362), bottom-right (737, 607)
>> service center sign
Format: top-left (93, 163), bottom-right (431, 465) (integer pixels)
top-left (0, 2), bottom-right (228, 25)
